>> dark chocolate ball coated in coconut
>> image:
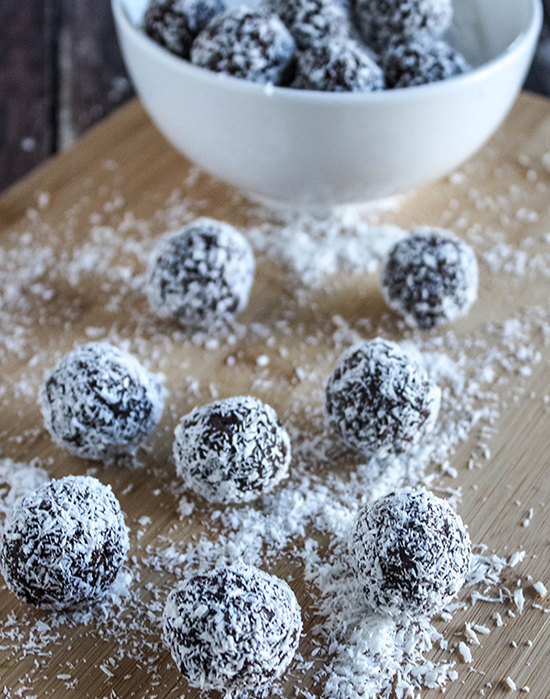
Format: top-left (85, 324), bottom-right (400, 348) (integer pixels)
top-left (353, 0), bottom-right (453, 53)
top-left (148, 218), bottom-right (255, 330)
top-left (39, 343), bottom-right (165, 461)
top-left (0, 476), bottom-right (130, 610)
top-left (191, 7), bottom-right (296, 84)
top-left (266, 0), bottom-right (349, 50)
top-left (173, 396), bottom-right (291, 504)
top-left (351, 487), bottom-right (471, 618)
top-left (380, 228), bottom-right (478, 329)
top-left (383, 38), bottom-right (469, 88)
top-left (143, 0), bottom-right (226, 59)
top-left (292, 38), bottom-right (384, 91)
top-left (325, 338), bottom-right (440, 458)
top-left (162, 564), bottom-right (302, 692)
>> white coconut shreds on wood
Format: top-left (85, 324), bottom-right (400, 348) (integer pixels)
top-left (2, 328), bottom-right (546, 697)
top-left (162, 564), bottom-right (302, 692)
top-left (2, 162), bottom-right (550, 696)
top-left (39, 342), bottom-right (165, 461)
top-left (0, 476), bottom-right (130, 610)
top-left (246, 205), bottom-right (407, 287)
top-left (173, 396), bottom-right (291, 504)
top-left (0, 458), bottom-right (50, 525)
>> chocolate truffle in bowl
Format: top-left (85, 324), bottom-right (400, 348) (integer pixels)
top-left (354, 0), bottom-right (453, 53)
top-left (292, 37), bottom-right (385, 91)
top-left (267, 0), bottom-right (349, 50)
top-left (191, 7), bottom-right (297, 84)
top-left (143, 0), bottom-right (226, 59)
top-left (383, 37), bottom-right (469, 88)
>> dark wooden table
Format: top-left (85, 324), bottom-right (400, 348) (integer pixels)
top-left (1, 0), bottom-right (550, 195)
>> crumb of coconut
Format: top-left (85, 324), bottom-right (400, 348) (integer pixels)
top-left (522, 508), bottom-right (534, 527)
top-left (509, 551), bottom-right (526, 567)
top-left (533, 581), bottom-right (548, 598)
top-left (465, 624), bottom-right (481, 645)
top-left (514, 589), bottom-right (525, 614)
top-left (458, 641), bottom-right (473, 663)
top-left (507, 677), bottom-right (517, 691)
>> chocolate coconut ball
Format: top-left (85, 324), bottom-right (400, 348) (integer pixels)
top-left (292, 37), bottom-right (384, 91)
top-left (191, 7), bottom-right (296, 84)
top-left (353, 0), bottom-right (453, 53)
top-left (325, 338), bottom-right (440, 458)
top-left (162, 564), bottom-right (302, 692)
top-left (148, 218), bottom-right (255, 330)
top-left (383, 38), bottom-right (469, 88)
top-left (351, 487), bottom-right (471, 618)
top-left (380, 229), bottom-right (478, 329)
top-left (39, 343), bottom-right (164, 461)
top-left (266, 0), bottom-right (349, 50)
top-left (173, 396), bottom-right (291, 504)
top-left (0, 476), bottom-right (130, 610)
top-left (143, 0), bottom-right (226, 59)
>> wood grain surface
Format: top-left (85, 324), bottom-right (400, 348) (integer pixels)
top-left (2, 94), bottom-right (550, 698)
top-left (0, 0), bottom-right (133, 193)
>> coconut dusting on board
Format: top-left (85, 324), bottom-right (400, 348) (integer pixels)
top-left (0, 140), bottom-right (550, 698)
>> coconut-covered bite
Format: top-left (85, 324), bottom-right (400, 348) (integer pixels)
top-left (292, 38), bottom-right (384, 92)
top-left (0, 476), bottom-right (130, 610)
top-left (325, 338), bottom-right (440, 458)
top-left (266, 0), bottom-right (349, 50)
top-left (39, 342), bottom-right (165, 461)
top-left (383, 38), bottom-right (469, 88)
top-left (148, 218), bottom-right (255, 330)
top-left (350, 487), bottom-right (471, 618)
top-left (173, 396), bottom-right (291, 504)
top-left (353, 0), bottom-right (453, 53)
top-left (191, 7), bottom-right (296, 84)
top-left (162, 564), bottom-right (302, 692)
top-left (380, 229), bottom-right (479, 329)
top-left (143, 0), bottom-right (226, 59)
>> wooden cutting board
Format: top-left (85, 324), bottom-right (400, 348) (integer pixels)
top-left (2, 93), bottom-right (550, 698)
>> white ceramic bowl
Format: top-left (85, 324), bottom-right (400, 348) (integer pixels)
top-left (112, 0), bottom-right (542, 205)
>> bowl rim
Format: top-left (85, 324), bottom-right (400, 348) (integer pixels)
top-left (112, 0), bottom-right (543, 103)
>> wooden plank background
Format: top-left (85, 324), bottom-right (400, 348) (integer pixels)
top-left (1, 0), bottom-right (550, 195)
top-left (0, 0), bottom-right (133, 194)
